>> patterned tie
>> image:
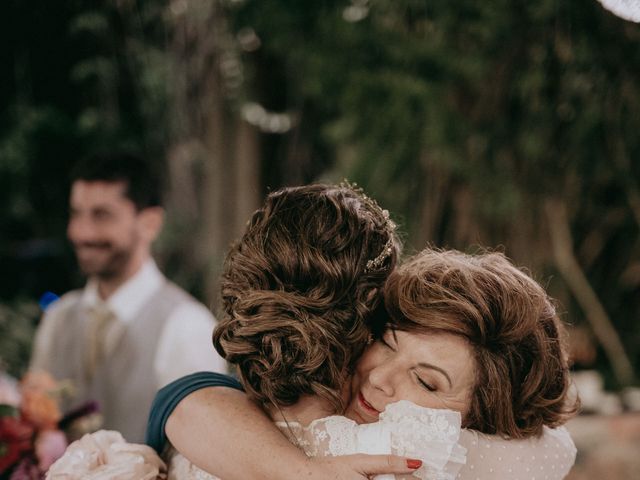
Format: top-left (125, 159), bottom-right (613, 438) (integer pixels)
top-left (85, 303), bottom-right (116, 381)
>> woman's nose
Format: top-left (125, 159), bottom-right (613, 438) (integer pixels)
top-left (368, 362), bottom-right (396, 397)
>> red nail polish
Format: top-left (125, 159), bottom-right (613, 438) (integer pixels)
top-left (406, 459), bottom-right (422, 469)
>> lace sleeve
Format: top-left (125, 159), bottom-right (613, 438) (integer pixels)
top-left (301, 401), bottom-right (467, 480)
top-left (457, 426), bottom-right (577, 480)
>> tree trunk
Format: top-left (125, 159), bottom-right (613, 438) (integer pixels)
top-left (164, 0), bottom-right (262, 308)
top-left (544, 198), bottom-right (634, 386)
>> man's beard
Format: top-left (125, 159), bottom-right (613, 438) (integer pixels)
top-left (74, 241), bottom-right (135, 280)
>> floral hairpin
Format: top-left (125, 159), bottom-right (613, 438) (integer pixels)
top-left (339, 180), bottom-right (397, 273)
top-left (365, 235), bottom-right (395, 272)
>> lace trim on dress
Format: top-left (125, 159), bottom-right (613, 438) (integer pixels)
top-left (293, 401), bottom-right (467, 480)
top-left (163, 401), bottom-right (577, 480)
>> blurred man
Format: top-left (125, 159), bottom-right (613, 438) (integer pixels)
top-left (30, 152), bottom-right (226, 442)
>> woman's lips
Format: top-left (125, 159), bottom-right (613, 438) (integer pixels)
top-left (358, 391), bottom-right (380, 416)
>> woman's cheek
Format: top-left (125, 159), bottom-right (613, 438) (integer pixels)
top-left (340, 376), bottom-right (354, 405)
top-left (354, 342), bottom-right (388, 384)
top-left (350, 351), bottom-right (374, 393)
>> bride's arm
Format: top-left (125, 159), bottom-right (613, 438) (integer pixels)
top-left (167, 386), bottom-right (420, 480)
top-left (457, 426), bottom-right (577, 479)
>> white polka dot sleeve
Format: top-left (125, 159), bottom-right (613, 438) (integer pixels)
top-left (456, 426), bottom-right (577, 480)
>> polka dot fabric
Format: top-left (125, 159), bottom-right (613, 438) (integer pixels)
top-left (457, 426), bottom-right (576, 479)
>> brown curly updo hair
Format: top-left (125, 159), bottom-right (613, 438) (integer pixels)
top-left (383, 249), bottom-right (579, 438)
top-left (213, 184), bottom-right (400, 411)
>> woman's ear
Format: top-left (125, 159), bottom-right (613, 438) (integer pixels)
top-left (138, 206), bottom-right (165, 243)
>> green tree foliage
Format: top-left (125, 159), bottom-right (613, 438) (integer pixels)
top-left (226, 0), bottom-right (640, 386)
top-left (0, 0), bottom-right (169, 301)
top-left (0, 301), bottom-right (40, 378)
top-left (1, 0), bottom-right (638, 385)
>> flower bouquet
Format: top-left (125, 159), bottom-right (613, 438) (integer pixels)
top-left (45, 430), bottom-right (167, 480)
top-left (0, 371), bottom-right (99, 480)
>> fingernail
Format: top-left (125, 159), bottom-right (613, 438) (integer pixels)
top-left (406, 459), bottom-right (422, 469)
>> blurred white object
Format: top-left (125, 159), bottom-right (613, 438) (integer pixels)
top-left (572, 370), bottom-right (628, 415)
top-left (599, 392), bottom-right (624, 415)
top-left (0, 371), bottom-right (21, 406)
top-left (621, 387), bottom-right (640, 411)
top-left (597, 0), bottom-right (640, 22)
top-left (572, 370), bottom-right (606, 412)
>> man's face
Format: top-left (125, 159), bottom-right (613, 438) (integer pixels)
top-left (67, 180), bottom-right (143, 279)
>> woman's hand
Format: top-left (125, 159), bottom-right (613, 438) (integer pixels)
top-left (166, 386), bottom-right (421, 480)
top-left (304, 454), bottom-right (422, 479)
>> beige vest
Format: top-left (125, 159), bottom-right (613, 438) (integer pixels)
top-left (42, 281), bottom-right (195, 442)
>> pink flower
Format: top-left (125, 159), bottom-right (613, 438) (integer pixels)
top-left (7, 457), bottom-right (40, 479)
top-left (19, 371), bottom-right (61, 431)
top-left (34, 430), bottom-right (67, 472)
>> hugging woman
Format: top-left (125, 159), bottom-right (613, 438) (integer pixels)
top-left (147, 185), bottom-right (578, 480)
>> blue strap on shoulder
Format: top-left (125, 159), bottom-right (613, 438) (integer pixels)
top-left (145, 371), bottom-right (243, 452)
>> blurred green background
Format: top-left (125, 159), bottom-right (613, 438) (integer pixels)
top-left (1, 0), bottom-right (639, 400)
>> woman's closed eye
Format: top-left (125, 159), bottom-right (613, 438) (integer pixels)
top-left (414, 373), bottom-right (437, 392)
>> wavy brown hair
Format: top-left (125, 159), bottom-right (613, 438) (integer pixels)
top-left (383, 248), bottom-right (579, 438)
top-left (213, 184), bottom-right (400, 411)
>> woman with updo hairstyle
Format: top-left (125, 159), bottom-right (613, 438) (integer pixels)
top-left (212, 184), bottom-right (400, 412)
top-left (145, 226), bottom-right (577, 480)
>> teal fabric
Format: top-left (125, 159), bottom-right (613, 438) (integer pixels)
top-left (145, 372), bottom-right (243, 453)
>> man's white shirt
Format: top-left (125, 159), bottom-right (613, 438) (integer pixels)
top-left (33, 259), bottom-right (226, 387)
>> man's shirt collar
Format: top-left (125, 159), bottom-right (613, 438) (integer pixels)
top-left (81, 259), bottom-right (165, 323)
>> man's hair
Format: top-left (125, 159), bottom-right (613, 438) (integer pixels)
top-left (383, 248), bottom-right (579, 438)
top-left (70, 151), bottom-right (162, 210)
top-left (213, 184), bottom-right (401, 411)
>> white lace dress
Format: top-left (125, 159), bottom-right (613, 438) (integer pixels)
top-left (166, 400), bottom-right (577, 480)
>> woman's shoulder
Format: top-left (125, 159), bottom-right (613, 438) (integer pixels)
top-left (146, 372), bottom-right (243, 453)
top-left (458, 426), bottom-right (576, 480)
top-left (460, 425), bottom-right (576, 451)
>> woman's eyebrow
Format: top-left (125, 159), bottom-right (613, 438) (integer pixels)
top-left (417, 362), bottom-right (452, 388)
